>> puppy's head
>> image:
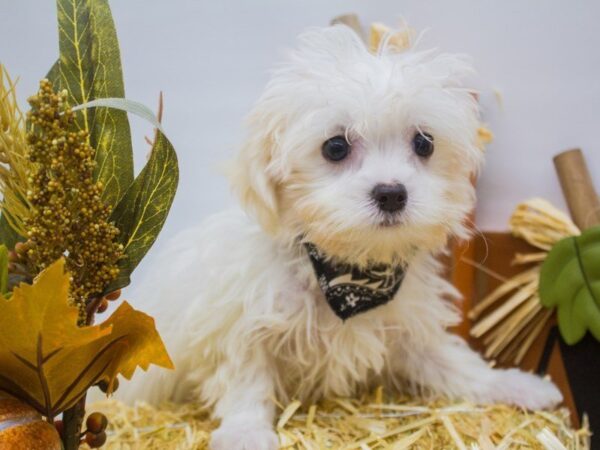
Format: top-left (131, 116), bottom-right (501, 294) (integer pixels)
top-left (230, 25), bottom-right (483, 265)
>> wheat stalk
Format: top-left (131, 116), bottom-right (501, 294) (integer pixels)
top-left (0, 65), bottom-right (32, 237)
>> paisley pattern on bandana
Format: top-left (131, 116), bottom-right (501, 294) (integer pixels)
top-left (304, 243), bottom-right (407, 320)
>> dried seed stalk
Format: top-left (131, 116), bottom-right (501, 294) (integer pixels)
top-left (25, 79), bottom-right (123, 319)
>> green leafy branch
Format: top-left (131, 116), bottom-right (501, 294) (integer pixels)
top-left (539, 225), bottom-right (600, 344)
top-left (0, 0), bottom-right (179, 294)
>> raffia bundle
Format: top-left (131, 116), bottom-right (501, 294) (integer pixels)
top-left (469, 198), bottom-right (580, 365)
top-left (85, 389), bottom-right (589, 449)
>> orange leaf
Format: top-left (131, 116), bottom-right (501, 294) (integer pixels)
top-left (0, 259), bottom-right (172, 417)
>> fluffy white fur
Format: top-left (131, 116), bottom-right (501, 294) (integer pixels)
top-left (120, 25), bottom-right (562, 450)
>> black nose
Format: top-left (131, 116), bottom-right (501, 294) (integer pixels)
top-left (371, 183), bottom-right (407, 213)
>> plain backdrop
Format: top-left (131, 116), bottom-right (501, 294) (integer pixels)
top-left (1, 0), bottom-right (599, 285)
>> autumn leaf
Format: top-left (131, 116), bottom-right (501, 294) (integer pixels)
top-left (0, 259), bottom-right (173, 419)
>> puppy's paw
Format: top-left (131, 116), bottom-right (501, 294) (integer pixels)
top-left (210, 420), bottom-right (279, 450)
top-left (493, 369), bottom-right (563, 410)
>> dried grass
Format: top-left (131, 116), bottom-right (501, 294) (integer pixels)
top-left (0, 65), bottom-right (32, 236)
top-left (85, 390), bottom-right (590, 449)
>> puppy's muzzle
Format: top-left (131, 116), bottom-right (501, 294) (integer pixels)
top-left (371, 183), bottom-right (407, 213)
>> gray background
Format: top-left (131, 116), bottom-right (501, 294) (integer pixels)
top-left (1, 0), bottom-right (599, 285)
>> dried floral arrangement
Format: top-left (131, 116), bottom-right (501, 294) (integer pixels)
top-left (469, 149), bottom-right (600, 437)
top-left (469, 151), bottom-right (600, 361)
top-left (469, 198), bottom-right (580, 364)
top-left (0, 0), bottom-right (178, 448)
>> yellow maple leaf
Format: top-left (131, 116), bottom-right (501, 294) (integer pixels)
top-left (0, 259), bottom-right (173, 418)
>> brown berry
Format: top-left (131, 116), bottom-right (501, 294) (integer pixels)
top-left (85, 412), bottom-right (108, 434)
top-left (96, 299), bottom-right (109, 314)
top-left (85, 430), bottom-right (107, 448)
top-left (97, 378), bottom-right (118, 394)
top-left (105, 289), bottom-right (121, 301)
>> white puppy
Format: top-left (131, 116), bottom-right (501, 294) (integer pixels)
top-left (122, 25), bottom-right (562, 450)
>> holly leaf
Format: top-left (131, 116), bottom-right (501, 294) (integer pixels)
top-left (55, 0), bottom-right (134, 207)
top-left (539, 225), bottom-right (600, 344)
top-left (106, 131), bottom-right (179, 293)
top-left (0, 259), bottom-right (173, 418)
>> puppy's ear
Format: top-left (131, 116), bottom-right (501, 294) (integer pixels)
top-left (228, 106), bottom-right (283, 235)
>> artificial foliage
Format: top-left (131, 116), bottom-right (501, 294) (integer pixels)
top-left (106, 123), bottom-right (179, 294)
top-left (540, 225), bottom-right (600, 344)
top-left (25, 80), bottom-right (122, 318)
top-left (51, 0), bottom-right (134, 210)
top-left (2, 0), bottom-right (180, 296)
top-left (47, 0), bottom-right (179, 294)
top-left (0, 258), bottom-right (173, 420)
top-left (0, 0), bottom-right (179, 448)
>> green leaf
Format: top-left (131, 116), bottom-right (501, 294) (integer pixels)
top-left (0, 245), bottom-right (8, 294)
top-left (46, 60), bottom-right (61, 88)
top-left (72, 98), bottom-right (165, 134)
top-left (55, 0), bottom-right (133, 207)
top-left (106, 131), bottom-right (179, 293)
top-left (540, 225), bottom-right (600, 344)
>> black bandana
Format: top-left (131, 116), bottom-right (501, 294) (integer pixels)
top-left (304, 243), bottom-right (407, 320)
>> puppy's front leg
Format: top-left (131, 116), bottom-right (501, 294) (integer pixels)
top-left (209, 350), bottom-right (279, 450)
top-left (394, 332), bottom-right (562, 410)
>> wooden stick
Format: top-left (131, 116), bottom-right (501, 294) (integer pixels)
top-left (553, 149), bottom-right (600, 229)
top-left (330, 14), bottom-right (365, 43)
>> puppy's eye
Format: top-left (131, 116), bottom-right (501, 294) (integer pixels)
top-left (322, 136), bottom-right (351, 162)
top-left (412, 132), bottom-right (434, 158)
